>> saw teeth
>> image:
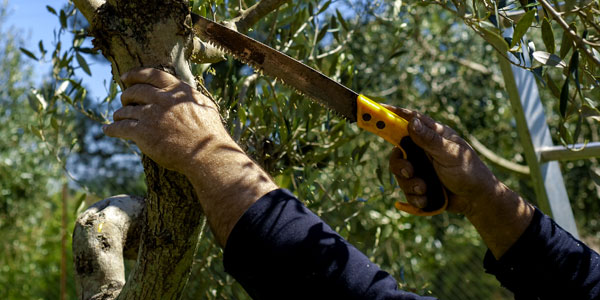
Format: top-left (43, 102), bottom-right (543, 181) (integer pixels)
top-left (206, 38), bottom-right (265, 72)
top-left (202, 36), bottom-right (350, 122)
top-left (278, 79), bottom-right (349, 121)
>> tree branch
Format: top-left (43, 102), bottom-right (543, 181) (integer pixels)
top-left (192, 37), bottom-right (226, 63)
top-left (538, 0), bottom-right (600, 68)
top-left (192, 0), bottom-right (290, 64)
top-left (443, 113), bottom-right (531, 178)
top-left (72, 1), bottom-right (206, 299)
top-left (73, 0), bottom-right (105, 22)
top-left (73, 195), bottom-right (145, 300)
top-left (467, 135), bottom-right (531, 178)
top-left (234, 73), bottom-right (259, 141)
top-left (228, 0), bottom-right (290, 33)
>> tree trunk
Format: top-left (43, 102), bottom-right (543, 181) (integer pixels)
top-left (72, 0), bottom-right (204, 299)
top-left (71, 0), bottom-right (289, 298)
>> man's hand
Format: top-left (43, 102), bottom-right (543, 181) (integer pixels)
top-left (103, 68), bottom-right (277, 247)
top-left (385, 106), bottom-right (499, 217)
top-left (103, 68), bottom-right (230, 175)
top-left (386, 106), bottom-right (534, 258)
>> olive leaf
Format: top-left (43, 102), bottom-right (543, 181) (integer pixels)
top-left (541, 18), bottom-right (555, 54)
top-left (532, 51), bottom-right (566, 68)
top-left (480, 26), bottom-right (508, 53)
top-left (511, 9), bottom-right (536, 47)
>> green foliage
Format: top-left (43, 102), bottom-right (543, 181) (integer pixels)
top-left (185, 1), bottom-right (515, 298)
top-left (0, 5), bottom-right (81, 298)
top-left (5, 0), bottom-right (599, 299)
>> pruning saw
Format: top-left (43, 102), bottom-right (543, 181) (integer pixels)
top-left (191, 13), bottom-right (448, 216)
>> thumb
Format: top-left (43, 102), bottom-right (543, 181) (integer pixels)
top-left (407, 116), bottom-right (446, 159)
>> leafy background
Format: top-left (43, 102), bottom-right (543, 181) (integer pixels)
top-left (1, 0), bottom-right (599, 299)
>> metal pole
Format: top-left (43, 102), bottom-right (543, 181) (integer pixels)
top-left (539, 142), bottom-right (600, 162)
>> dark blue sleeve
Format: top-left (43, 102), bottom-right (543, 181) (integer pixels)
top-left (484, 208), bottom-right (600, 299)
top-left (224, 189), bottom-right (437, 300)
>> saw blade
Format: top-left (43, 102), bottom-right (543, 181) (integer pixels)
top-left (192, 13), bottom-right (358, 122)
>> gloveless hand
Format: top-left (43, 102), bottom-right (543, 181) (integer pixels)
top-left (386, 106), bottom-right (535, 258)
top-left (103, 68), bottom-right (234, 175)
top-left (385, 106), bottom-right (501, 218)
top-left (104, 68), bottom-right (278, 247)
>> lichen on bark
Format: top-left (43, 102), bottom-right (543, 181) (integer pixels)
top-left (89, 0), bottom-right (196, 87)
top-left (72, 0), bottom-right (290, 298)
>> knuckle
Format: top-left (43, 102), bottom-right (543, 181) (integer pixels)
top-left (113, 107), bottom-right (126, 120)
top-left (103, 124), bottom-right (115, 136)
top-left (120, 85), bottom-right (139, 105)
top-left (407, 195), bottom-right (427, 209)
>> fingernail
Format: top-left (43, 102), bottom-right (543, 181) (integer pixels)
top-left (401, 169), bottom-right (410, 179)
top-left (120, 72), bottom-right (128, 82)
top-left (413, 185), bottom-right (423, 194)
top-left (412, 118), bottom-right (422, 133)
top-left (416, 198), bottom-right (427, 208)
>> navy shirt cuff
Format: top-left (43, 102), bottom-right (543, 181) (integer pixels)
top-left (483, 208), bottom-right (600, 299)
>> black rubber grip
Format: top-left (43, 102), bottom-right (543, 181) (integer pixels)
top-left (399, 136), bottom-right (446, 212)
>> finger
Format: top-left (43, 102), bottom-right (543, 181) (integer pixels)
top-left (407, 116), bottom-right (447, 156)
top-left (121, 67), bottom-right (178, 89)
top-left (102, 120), bottom-right (141, 140)
top-left (381, 104), bottom-right (415, 121)
top-left (389, 150), bottom-right (414, 179)
top-left (417, 113), bottom-right (456, 139)
top-left (405, 194), bottom-right (428, 209)
top-left (121, 84), bottom-right (162, 106)
top-left (396, 177), bottom-right (426, 196)
top-left (113, 105), bottom-right (147, 122)
top-left (381, 105), bottom-right (454, 140)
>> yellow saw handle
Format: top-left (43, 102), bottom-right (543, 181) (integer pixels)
top-left (356, 94), bottom-right (448, 216)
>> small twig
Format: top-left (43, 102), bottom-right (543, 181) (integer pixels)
top-left (309, 14), bottom-right (320, 61)
top-left (233, 74), bottom-right (259, 141)
top-left (282, 21), bottom-right (310, 52)
top-left (578, 11), bottom-right (600, 41)
top-left (539, 0), bottom-right (600, 67)
top-left (311, 45), bottom-right (344, 60)
top-left (193, 0), bottom-right (291, 64)
top-left (266, 7), bottom-right (280, 44)
top-left (229, 0), bottom-right (290, 33)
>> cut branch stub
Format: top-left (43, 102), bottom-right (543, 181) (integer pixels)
top-left (73, 195), bottom-right (145, 300)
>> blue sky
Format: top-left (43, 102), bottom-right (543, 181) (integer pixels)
top-left (4, 0), bottom-right (355, 102)
top-left (5, 0), bottom-right (112, 101)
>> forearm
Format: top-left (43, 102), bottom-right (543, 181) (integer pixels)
top-left (103, 68), bottom-right (280, 247)
top-left (184, 139), bottom-right (278, 246)
top-left (466, 181), bottom-right (535, 259)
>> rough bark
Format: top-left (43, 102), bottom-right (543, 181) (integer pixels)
top-left (73, 195), bottom-right (145, 300)
top-left (72, 0), bottom-right (204, 299)
top-left (72, 0), bottom-right (287, 298)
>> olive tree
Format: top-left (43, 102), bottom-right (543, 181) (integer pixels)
top-left (20, 0), bottom-right (598, 299)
